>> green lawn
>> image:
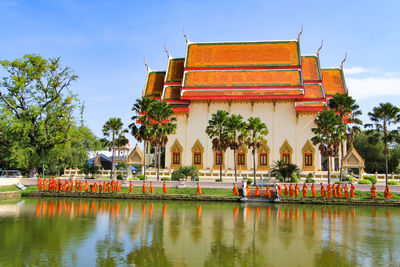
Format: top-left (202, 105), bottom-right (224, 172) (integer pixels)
top-left (279, 189), bottom-right (400, 200)
top-left (0, 185), bottom-right (19, 192)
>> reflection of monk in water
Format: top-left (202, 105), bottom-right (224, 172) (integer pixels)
top-left (162, 205), bottom-right (167, 220)
top-left (233, 207), bottom-right (239, 221)
top-left (196, 206), bottom-right (201, 220)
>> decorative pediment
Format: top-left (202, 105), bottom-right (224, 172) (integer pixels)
top-left (191, 139), bottom-right (204, 153)
top-left (127, 144), bottom-right (144, 165)
top-left (279, 140), bottom-right (293, 154)
top-left (171, 139), bottom-right (183, 152)
top-left (258, 140), bottom-right (270, 153)
top-left (302, 140), bottom-right (315, 153)
top-left (343, 145), bottom-right (364, 168)
top-left (237, 144), bottom-right (248, 153)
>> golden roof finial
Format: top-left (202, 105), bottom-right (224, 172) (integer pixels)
top-left (317, 40), bottom-right (323, 58)
top-left (164, 43), bottom-right (170, 59)
top-left (143, 57), bottom-right (149, 72)
top-left (340, 52), bottom-right (347, 70)
top-left (183, 28), bottom-right (190, 44)
top-left (297, 25), bottom-right (303, 43)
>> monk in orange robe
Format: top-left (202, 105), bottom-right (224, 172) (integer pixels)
top-left (327, 184), bottom-right (332, 198)
top-left (370, 185), bottom-right (377, 199)
top-left (102, 182), bottom-right (106, 193)
top-left (277, 184), bottom-right (282, 196)
top-left (289, 184), bottom-right (294, 197)
top-left (111, 180), bottom-right (116, 192)
top-left (99, 183), bottom-right (102, 193)
top-left (58, 180), bottom-right (62, 192)
top-left (302, 183), bottom-right (308, 197)
top-left (284, 184), bottom-right (288, 197)
top-left (265, 186), bottom-right (271, 198)
top-left (196, 183), bottom-right (202, 195)
top-left (75, 180), bottom-right (79, 192)
top-left (84, 181), bottom-right (89, 192)
top-left (337, 184), bottom-right (342, 198)
top-left (142, 182), bottom-right (146, 194)
top-left (163, 182), bottom-right (167, 194)
top-left (246, 185), bottom-right (250, 196)
top-left (311, 184), bottom-right (316, 197)
top-left (344, 184), bottom-right (349, 198)
top-left (43, 178), bottom-right (48, 191)
top-left (254, 186), bottom-right (261, 196)
top-left (384, 185), bottom-right (392, 199)
top-left (149, 182), bottom-right (154, 194)
top-left (59, 180), bottom-right (64, 192)
top-left (69, 180), bottom-right (74, 191)
top-left (94, 182), bottom-right (98, 193)
top-left (320, 183), bottom-right (326, 197)
top-left (79, 181), bottom-right (83, 192)
top-left (332, 184), bottom-right (337, 197)
top-left (64, 180), bottom-right (69, 192)
top-left (350, 184), bottom-right (355, 198)
top-left (233, 184), bottom-right (239, 195)
top-left (116, 181), bottom-right (121, 192)
top-left (295, 184), bottom-right (299, 197)
top-left (37, 177), bottom-right (42, 191)
top-left (129, 181), bottom-right (133, 193)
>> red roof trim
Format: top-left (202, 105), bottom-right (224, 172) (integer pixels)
top-left (173, 108), bottom-right (190, 113)
top-left (184, 66), bottom-right (301, 71)
top-left (181, 95), bottom-right (299, 100)
top-left (295, 106), bottom-right (327, 111)
top-left (182, 85), bottom-right (304, 90)
top-left (303, 80), bottom-right (322, 84)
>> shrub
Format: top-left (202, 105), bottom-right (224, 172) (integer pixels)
top-left (161, 177), bottom-right (171, 181)
top-left (116, 174), bottom-right (124, 180)
top-left (364, 176), bottom-right (377, 185)
top-left (276, 173), bottom-right (284, 182)
top-left (334, 181), bottom-right (342, 184)
top-left (246, 178), bottom-right (253, 185)
top-left (358, 179), bottom-right (372, 184)
top-left (215, 178), bottom-right (222, 182)
top-left (137, 174), bottom-right (145, 180)
top-left (305, 177), bottom-right (315, 183)
top-left (290, 172), bottom-right (299, 183)
top-left (388, 181), bottom-right (399, 185)
top-left (171, 170), bottom-right (186, 181)
top-left (342, 176), bottom-right (354, 184)
top-left (171, 166), bottom-right (199, 181)
top-left (306, 173), bottom-right (314, 179)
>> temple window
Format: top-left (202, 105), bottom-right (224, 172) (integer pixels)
top-left (259, 153), bottom-right (268, 166)
top-left (280, 140), bottom-right (293, 165)
top-left (283, 153), bottom-right (291, 164)
top-left (237, 153), bottom-right (246, 166)
top-left (257, 140), bottom-right (270, 170)
top-left (215, 152), bottom-right (223, 165)
top-left (170, 139), bottom-right (183, 168)
top-left (194, 152), bottom-right (202, 165)
top-left (302, 140), bottom-right (315, 171)
top-left (191, 140), bottom-right (204, 169)
top-left (173, 152), bottom-right (181, 165)
top-left (304, 153), bottom-right (313, 166)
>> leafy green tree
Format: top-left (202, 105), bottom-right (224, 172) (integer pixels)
top-left (226, 114), bottom-right (247, 182)
top-left (311, 109), bottom-right (345, 184)
top-left (329, 93), bottom-right (362, 180)
top-left (100, 118), bottom-right (128, 180)
top-left (171, 166), bottom-right (199, 181)
top-left (245, 117), bottom-right (268, 186)
top-left (270, 160), bottom-right (300, 182)
top-left (0, 54), bottom-right (79, 176)
top-left (365, 103), bottom-right (400, 184)
top-left (206, 110), bottom-right (229, 181)
top-left (147, 101), bottom-right (177, 181)
top-left (129, 97), bottom-right (156, 180)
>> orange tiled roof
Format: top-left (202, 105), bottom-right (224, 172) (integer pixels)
top-left (303, 84), bottom-right (325, 99)
top-left (321, 69), bottom-right (346, 96)
top-left (162, 86), bottom-right (181, 100)
top-left (183, 70), bottom-right (302, 88)
top-left (181, 88), bottom-right (303, 99)
top-left (295, 102), bottom-right (326, 108)
top-left (165, 58), bottom-right (185, 83)
top-left (186, 41), bottom-right (300, 68)
top-left (301, 56), bottom-right (321, 81)
top-left (144, 71), bottom-right (165, 97)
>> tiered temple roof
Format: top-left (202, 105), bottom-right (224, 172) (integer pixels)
top-left (143, 38), bottom-right (348, 113)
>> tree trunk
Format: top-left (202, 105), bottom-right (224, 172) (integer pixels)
top-left (233, 149), bottom-right (237, 183)
top-left (110, 133), bottom-right (115, 180)
top-left (385, 142), bottom-right (389, 185)
top-left (339, 141), bottom-right (344, 181)
top-left (157, 145), bottom-right (160, 181)
top-left (143, 141), bottom-right (147, 180)
top-left (219, 148), bottom-right (223, 182)
top-left (327, 156), bottom-right (331, 184)
top-left (253, 149), bottom-right (257, 186)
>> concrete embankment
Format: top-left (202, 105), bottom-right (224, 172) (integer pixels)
top-left (0, 191), bottom-right (21, 200)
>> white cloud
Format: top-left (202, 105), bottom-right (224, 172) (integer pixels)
top-left (344, 66), bottom-right (375, 75)
top-left (347, 76), bottom-right (400, 100)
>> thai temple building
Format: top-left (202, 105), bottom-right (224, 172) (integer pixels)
top-left (142, 35), bottom-right (350, 174)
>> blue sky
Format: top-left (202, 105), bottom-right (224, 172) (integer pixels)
top-left (1, 0), bottom-right (400, 144)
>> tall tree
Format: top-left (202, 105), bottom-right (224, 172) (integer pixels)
top-left (365, 103), bottom-right (400, 185)
top-left (329, 93), bottom-right (362, 180)
top-left (0, 54), bottom-right (79, 176)
top-left (147, 101), bottom-right (177, 181)
top-left (311, 109), bottom-right (345, 184)
top-left (129, 97), bottom-right (156, 180)
top-left (206, 110), bottom-right (229, 182)
top-left (245, 117), bottom-right (268, 186)
top-left (100, 118), bottom-right (128, 180)
top-left (226, 114), bottom-right (247, 182)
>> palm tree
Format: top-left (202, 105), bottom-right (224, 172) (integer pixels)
top-left (329, 93), bottom-right (362, 180)
top-left (365, 103), bottom-right (400, 185)
top-left (270, 160), bottom-right (300, 182)
top-left (311, 109), bottom-right (345, 184)
top-left (206, 110), bottom-right (229, 182)
top-left (101, 118), bottom-right (129, 180)
top-left (226, 114), bottom-right (247, 182)
top-left (245, 117), bottom-right (268, 186)
top-left (129, 97), bottom-right (156, 180)
top-left (148, 101), bottom-right (177, 181)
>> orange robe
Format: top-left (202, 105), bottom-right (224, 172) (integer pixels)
top-left (384, 185), bottom-right (392, 199)
top-left (320, 184), bottom-right (326, 197)
top-left (196, 184), bottom-right (202, 195)
top-left (233, 184), bottom-right (239, 195)
top-left (37, 177), bottom-right (42, 191)
top-left (79, 181), bottom-right (83, 192)
top-left (311, 184), bottom-right (316, 197)
top-left (327, 185), bottom-right (332, 198)
top-left (370, 185), bottom-right (377, 199)
top-left (277, 185), bottom-right (282, 196)
top-left (289, 185), bottom-right (294, 197)
top-left (284, 185), bottom-right (288, 196)
top-left (332, 185), bottom-right (337, 197)
top-left (265, 186), bottom-right (271, 197)
top-left (64, 180), bottom-right (69, 192)
top-left (116, 181), bottom-right (121, 192)
top-left (302, 184), bottom-right (308, 197)
top-left (254, 186), bottom-right (261, 196)
top-left (84, 181), bottom-right (89, 192)
top-left (163, 182), bottom-right (168, 194)
top-left (350, 185), bottom-right (355, 198)
top-left (149, 182), bottom-right (154, 193)
top-left (129, 182), bottom-right (133, 193)
top-left (295, 185), bottom-right (299, 197)
top-left (43, 179), bottom-right (48, 191)
top-left (246, 185), bottom-right (250, 196)
top-left (142, 182), bottom-right (146, 193)
top-left (112, 180), bottom-right (116, 192)
top-left (344, 185), bottom-right (349, 198)
top-left (94, 183), bottom-right (98, 193)
top-left (337, 185), bottom-right (342, 198)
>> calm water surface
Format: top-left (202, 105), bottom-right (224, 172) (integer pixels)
top-left (0, 198), bottom-right (399, 267)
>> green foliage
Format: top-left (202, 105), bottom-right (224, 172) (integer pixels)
top-left (215, 178), bottom-right (222, 182)
top-left (342, 176), bottom-right (354, 184)
top-left (388, 180), bottom-right (399, 185)
top-left (364, 176), bottom-right (377, 185)
top-left (277, 173), bottom-right (284, 182)
top-left (290, 172), bottom-right (299, 183)
top-left (305, 177), bottom-right (315, 183)
top-left (116, 174), bottom-right (124, 180)
top-left (161, 177), bottom-right (170, 181)
top-left (306, 173), bottom-right (314, 179)
top-left (137, 174), bottom-right (145, 180)
top-left (81, 161), bottom-right (100, 178)
top-left (246, 178), bottom-right (253, 185)
top-left (358, 179), bottom-right (372, 184)
top-left (171, 166), bottom-right (199, 181)
top-left (271, 160), bottom-right (300, 182)
top-left (116, 162), bottom-right (128, 170)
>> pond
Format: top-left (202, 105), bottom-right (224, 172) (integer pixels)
top-left (0, 198), bottom-right (399, 266)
